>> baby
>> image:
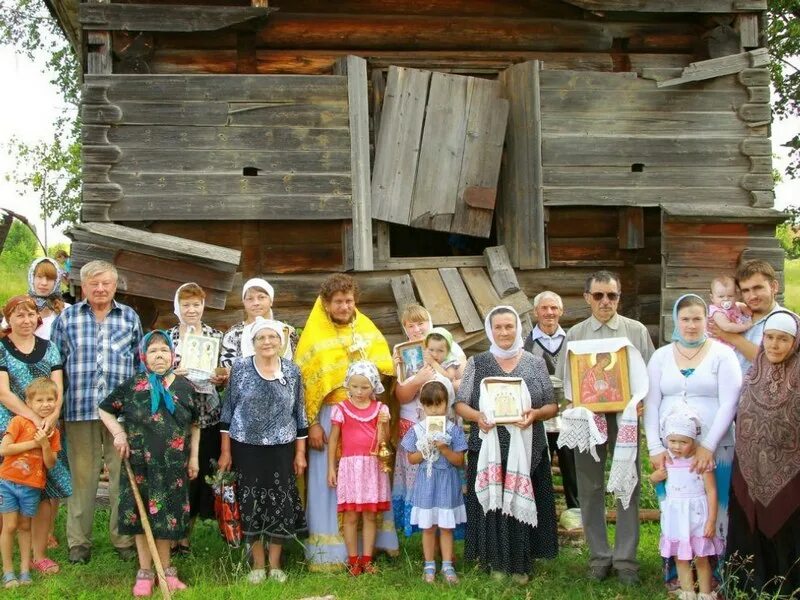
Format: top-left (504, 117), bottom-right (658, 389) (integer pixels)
top-left (707, 276), bottom-right (751, 346)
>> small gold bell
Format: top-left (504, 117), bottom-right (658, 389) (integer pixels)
top-left (375, 441), bottom-right (395, 473)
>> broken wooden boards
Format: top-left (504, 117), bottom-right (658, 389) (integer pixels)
top-left (389, 246), bottom-right (531, 348)
top-left (371, 66), bottom-right (509, 238)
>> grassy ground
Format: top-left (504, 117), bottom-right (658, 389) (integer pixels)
top-left (783, 259), bottom-right (800, 314)
top-left (0, 259), bottom-right (29, 306)
top-left (4, 509), bottom-right (666, 600)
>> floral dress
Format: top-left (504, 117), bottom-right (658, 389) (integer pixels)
top-left (100, 374), bottom-right (198, 540)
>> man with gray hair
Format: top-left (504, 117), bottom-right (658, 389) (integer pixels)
top-left (523, 291), bottom-right (579, 509)
top-left (51, 260), bottom-right (142, 564)
top-left (555, 270), bottom-right (654, 586)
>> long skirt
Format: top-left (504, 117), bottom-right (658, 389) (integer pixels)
top-left (660, 444), bottom-right (733, 587)
top-left (231, 440), bottom-right (307, 542)
top-left (393, 418), bottom-right (420, 536)
top-left (188, 423), bottom-right (220, 521)
top-left (464, 436), bottom-right (558, 576)
top-left (43, 423), bottom-right (72, 500)
top-left (305, 404), bottom-right (399, 570)
top-left (725, 484), bottom-right (800, 596)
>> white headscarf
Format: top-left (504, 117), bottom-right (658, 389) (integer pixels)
top-left (485, 305), bottom-right (524, 359)
top-left (173, 282), bottom-right (204, 326)
top-left (344, 360), bottom-right (385, 395)
top-left (241, 316), bottom-right (286, 359)
top-left (764, 311), bottom-right (799, 337)
top-left (242, 277), bottom-right (275, 319)
top-left (661, 408), bottom-right (701, 440)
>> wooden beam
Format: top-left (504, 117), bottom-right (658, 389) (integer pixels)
top-left (411, 269), bottom-right (460, 326)
top-left (657, 48), bottom-right (769, 88)
top-left (736, 14), bottom-right (760, 49)
top-left (560, 0), bottom-right (766, 11)
top-left (390, 274), bottom-right (418, 319)
top-left (483, 246), bottom-right (520, 296)
top-left (618, 207), bottom-right (645, 250)
top-left (459, 267), bottom-right (502, 318)
top-left (373, 256), bottom-right (485, 270)
top-left (80, 4), bottom-right (275, 32)
top-left (334, 56), bottom-right (373, 271)
top-left (439, 268), bottom-right (483, 333)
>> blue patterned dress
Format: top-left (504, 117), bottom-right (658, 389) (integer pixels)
top-left (0, 337), bottom-right (72, 499)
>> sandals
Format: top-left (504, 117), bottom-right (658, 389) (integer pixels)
top-left (441, 562), bottom-right (459, 585)
top-left (3, 572), bottom-right (18, 589)
top-left (269, 569), bottom-right (287, 583)
top-left (162, 566), bottom-right (188, 591)
top-left (18, 572), bottom-right (32, 586)
top-left (132, 569), bottom-right (154, 597)
top-left (32, 557), bottom-right (60, 575)
top-left (423, 561), bottom-right (436, 584)
top-left (246, 569), bottom-right (266, 585)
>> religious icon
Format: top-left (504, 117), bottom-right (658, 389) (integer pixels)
top-left (394, 340), bottom-right (425, 381)
top-left (569, 348), bottom-right (631, 413)
top-left (182, 333), bottom-right (219, 378)
top-left (483, 377), bottom-right (524, 424)
top-left (281, 325), bottom-right (291, 356)
top-left (425, 415), bottom-right (446, 436)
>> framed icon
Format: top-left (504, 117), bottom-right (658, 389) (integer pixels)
top-left (181, 333), bottom-right (220, 377)
top-left (425, 415), bottom-right (446, 436)
top-left (568, 348), bottom-right (631, 413)
top-left (394, 340), bottom-right (425, 381)
top-left (483, 377), bottom-right (524, 424)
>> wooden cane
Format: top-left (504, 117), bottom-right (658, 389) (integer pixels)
top-left (124, 458), bottom-right (173, 600)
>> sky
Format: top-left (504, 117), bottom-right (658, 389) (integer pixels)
top-left (0, 45), bottom-right (798, 248)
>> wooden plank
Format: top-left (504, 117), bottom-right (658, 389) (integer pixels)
top-left (375, 222), bottom-right (391, 262)
top-left (410, 72), bottom-right (469, 231)
top-left (451, 80), bottom-right (509, 238)
top-left (87, 73), bottom-right (347, 103)
top-left (658, 49), bottom-right (769, 87)
top-left (498, 61), bottom-right (546, 270)
top-left (439, 268), bottom-right (483, 333)
top-left (502, 290), bottom-right (534, 317)
top-left (459, 267), bottom-right (502, 318)
top-left (544, 166), bottom-right (749, 188)
top-left (619, 207), bottom-right (645, 250)
top-left (101, 125), bottom-right (350, 150)
top-left (67, 222), bottom-right (241, 271)
top-left (110, 173), bottom-right (351, 196)
top-left (663, 204), bottom-right (784, 224)
top-left (371, 66), bottom-right (431, 225)
top-left (374, 256), bottom-right (485, 270)
top-left (561, 0), bottom-right (766, 12)
top-left (334, 55), bottom-right (373, 271)
top-left (740, 247), bottom-right (786, 271)
top-left (341, 222), bottom-right (354, 272)
top-left (737, 14), bottom-right (761, 49)
top-left (80, 4), bottom-right (274, 32)
top-left (483, 246), bottom-right (520, 296)
top-left (541, 88), bottom-right (748, 113)
top-left (544, 187), bottom-right (752, 206)
top-left (542, 111), bottom-right (753, 136)
top-left (390, 275), bottom-right (418, 317)
top-left (410, 269), bottom-right (459, 326)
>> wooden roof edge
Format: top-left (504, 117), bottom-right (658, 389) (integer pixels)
top-left (662, 203), bottom-right (786, 224)
top-left (561, 0), bottom-right (767, 13)
top-left (44, 0), bottom-right (81, 56)
top-left (66, 222), bottom-right (242, 270)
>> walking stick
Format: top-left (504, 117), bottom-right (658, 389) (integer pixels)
top-left (124, 458), bottom-right (173, 600)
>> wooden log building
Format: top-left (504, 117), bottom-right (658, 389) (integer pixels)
top-left (46, 0), bottom-right (786, 349)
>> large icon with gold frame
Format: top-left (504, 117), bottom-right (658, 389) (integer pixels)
top-left (569, 349), bottom-right (631, 413)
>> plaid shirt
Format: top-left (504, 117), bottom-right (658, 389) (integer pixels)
top-left (50, 299), bottom-right (142, 422)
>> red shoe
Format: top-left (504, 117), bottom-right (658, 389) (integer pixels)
top-left (347, 557), bottom-right (362, 577)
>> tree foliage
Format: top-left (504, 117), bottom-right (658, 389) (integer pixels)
top-left (0, 0), bottom-right (81, 227)
top-left (768, 0), bottom-right (800, 178)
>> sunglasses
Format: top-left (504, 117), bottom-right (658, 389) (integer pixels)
top-left (589, 292), bottom-right (620, 302)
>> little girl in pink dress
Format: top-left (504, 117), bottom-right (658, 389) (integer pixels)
top-left (327, 361), bottom-right (391, 576)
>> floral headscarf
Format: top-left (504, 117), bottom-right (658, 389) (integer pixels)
top-left (344, 360), bottom-right (385, 395)
top-left (27, 257), bottom-right (64, 312)
top-left (138, 330), bottom-right (176, 414)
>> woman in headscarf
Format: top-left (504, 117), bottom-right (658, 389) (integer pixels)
top-left (218, 317), bottom-right (308, 585)
top-left (167, 282), bottom-right (225, 554)
top-left (220, 278), bottom-right (296, 368)
top-left (99, 330), bottom-right (200, 596)
top-left (0, 296), bottom-right (69, 575)
top-left (643, 293), bottom-right (742, 591)
top-left (725, 310), bottom-right (800, 596)
top-left (27, 258), bottom-right (69, 340)
top-left (454, 305), bottom-right (558, 583)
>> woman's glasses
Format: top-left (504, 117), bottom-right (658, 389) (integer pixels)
top-left (589, 292), bottom-right (620, 302)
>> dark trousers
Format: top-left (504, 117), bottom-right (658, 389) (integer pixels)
top-left (547, 431), bottom-right (579, 510)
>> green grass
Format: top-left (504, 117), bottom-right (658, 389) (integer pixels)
top-left (783, 259), bottom-right (800, 314)
top-left (0, 258), bottom-right (29, 306)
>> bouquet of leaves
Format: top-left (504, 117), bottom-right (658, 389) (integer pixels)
top-left (205, 460), bottom-right (242, 548)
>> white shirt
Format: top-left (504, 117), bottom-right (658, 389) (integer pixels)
top-left (529, 325), bottom-right (566, 354)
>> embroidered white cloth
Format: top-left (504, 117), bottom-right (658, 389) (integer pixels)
top-left (475, 376), bottom-right (537, 527)
top-left (557, 337), bottom-right (649, 510)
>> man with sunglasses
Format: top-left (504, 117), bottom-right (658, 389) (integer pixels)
top-left (556, 270), bottom-right (654, 586)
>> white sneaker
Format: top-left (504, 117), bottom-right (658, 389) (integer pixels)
top-left (247, 569), bottom-right (266, 584)
top-left (269, 569), bottom-right (287, 583)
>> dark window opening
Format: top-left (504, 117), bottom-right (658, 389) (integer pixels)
top-left (242, 167), bottom-right (260, 176)
top-left (631, 163), bottom-right (645, 172)
top-left (388, 221), bottom-right (497, 258)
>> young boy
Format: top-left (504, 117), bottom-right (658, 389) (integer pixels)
top-left (0, 378), bottom-right (60, 588)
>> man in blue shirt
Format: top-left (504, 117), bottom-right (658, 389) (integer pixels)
top-left (51, 261), bottom-right (142, 564)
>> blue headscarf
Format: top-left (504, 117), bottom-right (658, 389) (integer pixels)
top-left (671, 293), bottom-right (708, 348)
top-left (138, 330), bottom-right (176, 415)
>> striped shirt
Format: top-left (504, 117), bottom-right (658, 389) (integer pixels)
top-left (50, 299), bottom-right (142, 422)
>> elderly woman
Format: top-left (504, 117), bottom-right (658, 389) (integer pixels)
top-left (218, 317), bottom-right (307, 585)
top-left (725, 310), bottom-right (800, 596)
top-left (644, 294), bottom-right (742, 590)
top-left (220, 278), bottom-right (296, 367)
top-left (0, 296), bottom-right (70, 575)
top-left (454, 306), bottom-right (558, 583)
top-left (167, 282), bottom-right (226, 554)
top-left (27, 258), bottom-right (69, 340)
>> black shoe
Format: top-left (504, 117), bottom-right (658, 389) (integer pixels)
top-left (587, 565), bottom-right (611, 581)
top-left (68, 544), bottom-right (91, 564)
top-left (116, 546), bottom-right (138, 561)
top-left (616, 569), bottom-right (640, 585)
